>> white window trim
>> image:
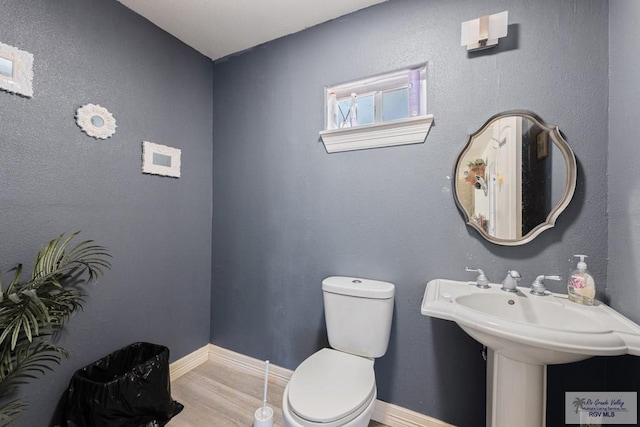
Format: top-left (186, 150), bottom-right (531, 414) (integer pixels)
top-left (319, 114), bottom-right (434, 153)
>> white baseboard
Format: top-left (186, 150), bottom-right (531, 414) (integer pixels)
top-left (372, 399), bottom-right (454, 427)
top-left (207, 343), bottom-right (293, 387)
top-left (169, 344), bottom-right (210, 381)
top-left (171, 344), bottom-right (452, 427)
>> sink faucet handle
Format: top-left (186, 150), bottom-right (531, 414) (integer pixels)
top-left (465, 267), bottom-right (490, 289)
top-left (508, 270), bottom-right (521, 279)
top-left (530, 275), bottom-right (562, 296)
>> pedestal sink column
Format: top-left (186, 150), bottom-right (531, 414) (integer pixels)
top-left (486, 350), bottom-right (546, 427)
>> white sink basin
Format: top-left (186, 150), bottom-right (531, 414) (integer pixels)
top-left (421, 278), bottom-right (640, 364)
top-left (421, 278), bottom-right (640, 427)
top-left (456, 292), bottom-right (604, 331)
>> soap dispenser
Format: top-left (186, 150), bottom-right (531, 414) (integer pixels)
top-left (567, 255), bottom-right (595, 305)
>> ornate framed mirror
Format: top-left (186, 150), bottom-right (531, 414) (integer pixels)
top-left (453, 110), bottom-right (577, 245)
top-left (76, 104), bottom-right (116, 139)
top-left (0, 41), bottom-right (33, 98)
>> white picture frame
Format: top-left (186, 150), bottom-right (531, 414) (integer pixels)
top-left (142, 141), bottom-right (181, 178)
top-left (0, 41), bottom-right (34, 98)
top-left (76, 104), bottom-right (117, 139)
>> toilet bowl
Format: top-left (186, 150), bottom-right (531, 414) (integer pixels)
top-left (282, 277), bottom-right (395, 427)
top-left (283, 349), bottom-right (376, 427)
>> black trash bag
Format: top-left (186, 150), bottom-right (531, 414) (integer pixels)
top-left (62, 342), bottom-right (183, 427)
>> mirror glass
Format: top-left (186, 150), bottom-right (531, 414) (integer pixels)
top-left (152, 152), bottom-right (172, 167)
top-left (90, 115), bottom-right (105, 128)
top-left (453, 110), bottom-right (576, 245)
top-left (0, 56), bottom-right (13, 78)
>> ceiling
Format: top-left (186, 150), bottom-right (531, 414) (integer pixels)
top-left (117, 0), bottom-right (387, 61)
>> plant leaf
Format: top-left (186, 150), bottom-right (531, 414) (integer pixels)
top-left (0, 400), bottom-right (26, 427)
top-left (0, 232), bottom-right (110, 420)
top-left (0, 340), bottom-right (65, 398)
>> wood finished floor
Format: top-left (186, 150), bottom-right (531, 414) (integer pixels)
top-left (168, 359), bottom-right (388, 427)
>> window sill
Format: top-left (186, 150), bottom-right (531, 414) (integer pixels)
top-left (319, 114), bottom-right (434, 153)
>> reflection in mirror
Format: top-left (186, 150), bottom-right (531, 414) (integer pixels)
top-left (90, 115), bottom-right (104, 128)
top-left (0, 56), bottom-right (13, 78)
top-left (152, 152), bottom-right (172, 167)
top-left (454, 110), bottom-right (576, 246)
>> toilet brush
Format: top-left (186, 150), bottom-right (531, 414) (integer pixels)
top-left (253, 360), bottom-right (274, 427)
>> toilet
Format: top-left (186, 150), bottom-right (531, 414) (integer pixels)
top-left (282, 276), bottom-right (395, 427)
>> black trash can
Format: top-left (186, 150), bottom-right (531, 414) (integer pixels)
top-left (62, 342), bottom-right (183, 427)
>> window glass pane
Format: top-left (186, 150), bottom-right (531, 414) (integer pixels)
top-left (357, 95), bottom-right (374, 125)
top-left (337, 98), bottom-right (351, 128)
top-left (382, 88), bottom-right (408, 122)
top-left (336, 95), bottom-right (374, 127)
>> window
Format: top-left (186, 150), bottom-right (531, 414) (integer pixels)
top-left (320, 63), bottom-right (433, 153)
top-left (325, 64), bottom-right (427, 131)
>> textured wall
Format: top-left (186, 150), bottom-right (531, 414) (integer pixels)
top-left (604, 0), bottom-right (640, 406)
top-left (608, 1), bottom-right (640, 323)
top-left (0, 0), bottom-right (213, 425)
top-left (211, 0), bottom-right (611, 425)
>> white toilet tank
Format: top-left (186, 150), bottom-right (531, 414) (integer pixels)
top-left (322, 276), bottom-right (395, 359)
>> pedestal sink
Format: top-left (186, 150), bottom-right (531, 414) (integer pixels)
top-left (421, 279), bottom-right (640, 427)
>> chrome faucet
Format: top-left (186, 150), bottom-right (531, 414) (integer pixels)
top-left (530, 275), bottom-right (562, 296)
top-left (501, 270), bottom-right (521, 292)
top-left (465, 267), bottom-right (490, 289)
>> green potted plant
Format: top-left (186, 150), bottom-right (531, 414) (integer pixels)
top-left (0, 232), bottom-right (111, 425)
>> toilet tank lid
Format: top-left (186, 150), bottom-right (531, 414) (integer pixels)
top-left (322, 276), bottom-right (395, 299)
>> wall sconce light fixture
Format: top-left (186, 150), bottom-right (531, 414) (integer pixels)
top-left (461, 11), bottom-right (508, 52)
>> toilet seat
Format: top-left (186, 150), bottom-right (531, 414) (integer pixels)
top-left (287, 348), bottom-right (376, 425)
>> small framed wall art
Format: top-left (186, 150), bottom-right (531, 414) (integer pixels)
top-left (0, 41), bottom-right (34, 98)
top-left (76, 104), bottom-right (117, 139)
top-left (142, 141), bottom-right (181, 178)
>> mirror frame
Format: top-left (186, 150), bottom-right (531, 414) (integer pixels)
top-left (453, 110), bottom-right (577, 246)
top-left (75, 103), bottom-right (117, 139)
top-left (0, 41), bottom-right (34, 98)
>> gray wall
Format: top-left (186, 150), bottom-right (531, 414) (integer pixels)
top-left (3, 0), bottom-right (635, 425)
top-left (211, 0), bottom-right (610, 425)
top-left (603, 0), bottom-right (640, 407)
top-left (608, 1), bottom-right (640, 323)
top-left (0, 0), bottom-right (213, 425)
